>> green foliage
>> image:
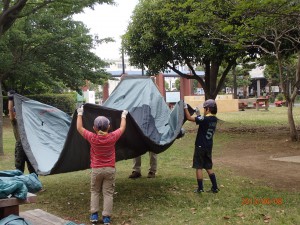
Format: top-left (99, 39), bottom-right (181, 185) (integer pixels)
top-left (222, 63), bottom-right (254, 90)
top-left (276, 93), bottom-right (285, 101)
top-left (165, 81), bottom-right (170, 91)
top-left (0, 0), bottom-right (115, 36)
top-left (123, 0), bottom-right (300, 101)
top-left (175, 78), bottom-right (180, 91)
top-left (263, 55), bottom-right (298, 87)
top-left (233, 0), bottom-right (300, 101)
top-left (0, 10), bottom-right (111, 94)
top-left (3, 93), bottom-right (76, 115)
top-left (122, 0), bottom-right (259, 99)
top-left (295, 95), bottom-right (300, 103)
top-left (268, 95), bottom-right (275, 103)
top-left (30, 93), bottom-right (77, 114)
top-left (263, 63), bottom-right (280, 85)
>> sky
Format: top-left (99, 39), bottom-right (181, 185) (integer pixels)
top-left (73, 0), bottom-right (139, 60)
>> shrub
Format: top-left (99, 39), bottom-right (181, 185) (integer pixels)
top-left (3, 93), bottom-right (77, 116)
top-left (276, 93), bottom-right (285, 101)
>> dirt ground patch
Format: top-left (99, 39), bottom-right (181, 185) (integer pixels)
top-left (214, 126), bottom-right (300, 192)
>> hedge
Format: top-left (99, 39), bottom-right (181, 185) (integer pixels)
top-left (3, 93), bottom-right (77, 116)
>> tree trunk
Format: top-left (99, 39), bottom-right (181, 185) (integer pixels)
top-left (286, 52), bottom-right (300, 142)
top-left (209, 61), bottom-right (219, 98)
top-left (0, 0), bottom-right (28, 37)
top-left (233, 66), bottom-right (237, 99)
top-left (276, 52), bottom-right (299, 142)
top-left (0, 83), bottom-right (4, 155)
top-left (287, 100), bottom-right (298, 141)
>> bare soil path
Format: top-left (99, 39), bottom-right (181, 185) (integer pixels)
top-left (215, 126), bottom-right (300, 192)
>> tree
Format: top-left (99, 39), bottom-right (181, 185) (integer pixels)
top-left (222, 63), bottom-right (254, 98)
top-left (0, 0), bottom-right (114, 37)
top-left (1, 12), bottom-right (111, 94)
top-left (175, 79), bottom-right (180, 91)
top-left (123, 0), bottom-right (300, 141)
top-left (263, 61), bottom-right (280, 94)
top-left (122, 0), bottom-right (256, 100)
top-left (0, 0), bottom-right (114, 155)
top-left (232, 0), bottom-right (300, 141)
top-left (165, 81), bottom-right (170, 91)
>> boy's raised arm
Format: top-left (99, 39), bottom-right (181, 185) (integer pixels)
top-left (119, 110), bottom-right (128, 134)
top-left (76, 106), bottom-right (85, 136)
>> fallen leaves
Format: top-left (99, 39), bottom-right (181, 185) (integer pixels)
top-left (190, 208), bottom-right (197, 214)
top-left (222, 212), bottom-right (272, 223)
top-left (261, 214), bottom-right (272, 223)
top-left (121, 219), bottom-right (132, 225)
top-left (236, 212), bottom-right (245, 219)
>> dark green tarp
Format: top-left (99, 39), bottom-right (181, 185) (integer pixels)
top-left (14, 76), bottom-right (190, 175)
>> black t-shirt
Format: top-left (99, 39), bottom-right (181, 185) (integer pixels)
top-left (195, 114), bottom-right (217, 149)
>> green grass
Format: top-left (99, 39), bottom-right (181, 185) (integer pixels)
top-left (217, 107), bottom-right (300, 127)
top-left (0, 108), bottom-right (299, 225)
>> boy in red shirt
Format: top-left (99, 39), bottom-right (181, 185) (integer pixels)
top-left (77, 106), bottom-right (127, 225)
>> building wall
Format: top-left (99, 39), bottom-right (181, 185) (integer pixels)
top-left (184, 94), bottom-right (239, 113)
top-left (108, 79), bottom-right (121, 95)
top-left (104, 58), bottom-right (141, 71)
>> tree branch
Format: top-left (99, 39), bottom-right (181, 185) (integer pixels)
top-left (215, 60), bottom-right (236, 97)
top-left (0, 0), bottom-right (28, 35)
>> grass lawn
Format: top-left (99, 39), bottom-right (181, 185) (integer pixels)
top-left (0, 107), bottom-right (299, 225)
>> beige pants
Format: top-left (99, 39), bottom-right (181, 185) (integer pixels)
top-left (90, 167), bottom-right (115, 216)
top-left (133, 152), bottom-right (157, 173)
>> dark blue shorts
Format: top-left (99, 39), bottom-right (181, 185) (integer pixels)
top-left (192, 146), bottom-right (213, 169)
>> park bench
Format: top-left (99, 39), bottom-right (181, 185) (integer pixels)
top-left (20, 209), bottom-right (68, 225)
top-left (0, 194), bottom-right (68, 225)
top-left (0, 193), bottom-right (37, 219)
top-left (255, 97), bottom-right (269, 110)
top-left (238, 102), bottom-right (247, 111)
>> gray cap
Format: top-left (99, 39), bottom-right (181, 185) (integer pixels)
top-left (94, 116), bottom-right (110, 131)
top-left (203, 99), bottom-right (216, 108)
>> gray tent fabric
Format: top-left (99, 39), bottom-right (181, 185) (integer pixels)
top-left (13, 76), bottom-right (191, 175)
top-left (14, 94), bottom-right (73, 175)
top-left (103, 76), bottom-right (183, 145)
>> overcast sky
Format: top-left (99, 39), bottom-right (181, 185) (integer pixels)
top-left (73, 0), bottom-right (139, 60)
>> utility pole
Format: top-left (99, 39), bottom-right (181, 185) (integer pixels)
top-left (122, 48), bottom-right (125, 74)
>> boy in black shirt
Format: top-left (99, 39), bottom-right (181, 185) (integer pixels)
top-left (184, 99), bottom-right (219, 193)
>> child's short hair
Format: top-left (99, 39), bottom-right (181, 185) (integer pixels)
top-left (209, 106), bottom-right (218, 114)
top-left (94, 116), bottom-right (110, 131)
